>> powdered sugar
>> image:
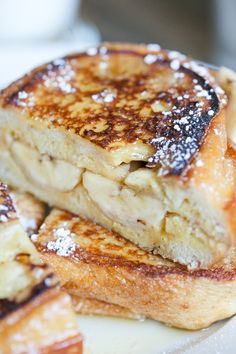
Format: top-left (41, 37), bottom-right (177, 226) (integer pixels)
top-left (0, 214), bottom-right (8, 222)
top-left (144, 54), bottom-right (159, 65)
top-left (31, 233), bottom-right (38, 242)
top-left (146, 43), bottom-right (161, 51)
top-left (170, 59), bottom-right (180, 71)
top-left (208, 110), bottom-right (215, 116)
top-left (43, 64), bottom-right (76, 94)
top-left (92, 88), bottom-right (117, 104)
top-left (144, 49), bottom-right (224, 174)
top-left (147, 75), bottom-right (220, 174)
top-left (47, 227), bottom-right (76, 257)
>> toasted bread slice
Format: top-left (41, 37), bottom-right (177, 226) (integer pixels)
top-left (35, 208), bottom-right (236, 330)
top-left (10, 189), bottom-right (47, 235)
top-left (0, 183), bottom-right (82, 353)
top-left (0, 43), bottom-right (235, 267)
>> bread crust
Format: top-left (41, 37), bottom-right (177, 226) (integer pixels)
top-left (36, 209), bottom-right (236, 330)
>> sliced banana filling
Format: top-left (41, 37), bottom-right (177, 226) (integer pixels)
top-left (7, 139), bottom-right (228, 263)
top-left (82, 171), bottom-right (228, 254)
top-left (11, 141), bottom-right (84, 192)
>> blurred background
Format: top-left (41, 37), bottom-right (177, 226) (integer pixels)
top-left (0, 0), bottom-right (235, 87)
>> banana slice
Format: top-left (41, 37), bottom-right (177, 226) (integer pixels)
top-left (83, 170), bottom-right (166, 232)
top-left (11, 141), bottom-right (83, 192)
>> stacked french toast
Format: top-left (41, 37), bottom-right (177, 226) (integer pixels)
top-left (0, 184), bottom-right (83, 353)
top-left (0, 42), bottom-right (236, 341)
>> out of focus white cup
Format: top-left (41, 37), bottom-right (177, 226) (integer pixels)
top-left (0, 0), bottom-right (81, 41)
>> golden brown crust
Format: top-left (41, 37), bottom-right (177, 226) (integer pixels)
top-left (0, 43), bottom-right (226, 175)
top-left (36, 209), bottom-right (236, 281)
top-left (38, 237), bottom-right (236, 282)
top-left (39, 248), bottom-right (236, 330)
top-left (35, 209), bottom-right (236, 329)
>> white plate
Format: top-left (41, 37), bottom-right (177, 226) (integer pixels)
top-left (1, 39), bottom-right (235, 354)
top-left (78, 315), bottom-right (236, 354)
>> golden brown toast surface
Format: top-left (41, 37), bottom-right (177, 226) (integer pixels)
top-left (36, 209), bottom-right (236, 280)
top-left (35, 209), bottom-right (236, 330)
top-left (0, 43), bottom-right (226, 175)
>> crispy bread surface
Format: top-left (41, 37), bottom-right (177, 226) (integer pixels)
top-left (0, 43), bottom-right (226, 174)
top-left (35, 209), bottom-right (236, 330)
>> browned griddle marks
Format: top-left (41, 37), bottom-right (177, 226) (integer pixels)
top-left (39, 244), bottom-right (236, 282)
top-left (1, 46), bottom-right (221, 175)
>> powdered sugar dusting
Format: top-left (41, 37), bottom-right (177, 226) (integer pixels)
top-left (147, 70), bottom-right (220, 174)
top-left (170, 59), bottom-right (180, 71)
top-left (92, 88), bottom-right (117, 104)
top-left (47, 227), bottom-right (76, 257)
top-left (142, 47), bottom-right (225, 175)
top-left (43, 61), bottom-right (76, 94)
top-left (144, 54), bottom-right (159, 65)
top-left (146, 43), bottom-right (161, 51)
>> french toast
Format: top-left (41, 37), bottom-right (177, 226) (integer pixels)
top-left (35, 208), bottom-right (236, 330)
top-left (9, 189), bottom-right (136, 322)
top-left (0, 43), bottom-right (236, 267)
top-left (0, 183), bottom-right (83, 353)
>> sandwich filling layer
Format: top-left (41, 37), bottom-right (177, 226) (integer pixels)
top-left (0, 127), bottom-right (234, 268)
